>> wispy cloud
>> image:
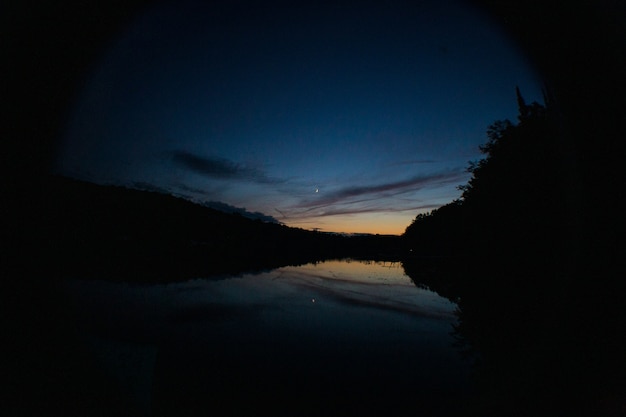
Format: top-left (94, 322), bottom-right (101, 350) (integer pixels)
top-left (130, 181), bottom-right (171, 194)
top-left (277, 170), bottom-right (467, 220)
top-left (171, 151), bottom-right (283, 184)
top-left (310, 203), bottom-right (442, 217)
top-left (203, 201), bottom-right (281, 224)
top-left (391, 159), bottom-right (438, 166)
top-left (296, 171), bottom-right (465, 210)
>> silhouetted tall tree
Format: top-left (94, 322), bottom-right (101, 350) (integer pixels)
top-left (405, 87), bottom-right (565, 262)
top-left (402, 88), bottom-right (626, 417)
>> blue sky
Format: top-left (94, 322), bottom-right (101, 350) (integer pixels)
top-left (57, 0), bottom-right (543, 234)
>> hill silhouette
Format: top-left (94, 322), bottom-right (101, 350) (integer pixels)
top-left (40, 175), bottom-right (402, 281)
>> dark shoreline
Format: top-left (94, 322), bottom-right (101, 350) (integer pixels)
top-left (38, 175), bottom-right (405, 282)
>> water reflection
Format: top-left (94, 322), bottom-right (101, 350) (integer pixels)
top-left (64, 259), bottom-right (470, 417)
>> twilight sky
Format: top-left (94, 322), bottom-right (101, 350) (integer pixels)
top-left (57, 0), bottom-right (543, 235)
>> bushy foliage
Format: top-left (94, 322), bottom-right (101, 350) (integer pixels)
top-left (404, 88), bottom-right (565, 257)
top-left (400, 89), bottom-right (624, 416)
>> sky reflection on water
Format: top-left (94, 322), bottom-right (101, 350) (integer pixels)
top-left (64, 259), bottom-right (469, 416)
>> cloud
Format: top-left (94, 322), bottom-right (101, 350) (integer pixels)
top-left (130, 181), bottom-right (171, 194)
top-left (203, 200), bottom-right (281, 224)
top-left (171, 151), bottom-right (283, 184)
top-left (295, 171), bottom-right (466, 210)
top-left (276, 170), bottom-right (467, 221)
top-left (391, 159), bottom-right (438, 166)
top-left (170, 182), bottom-right (214, 195)
top-left (310, 203), bottom-right (442, 218)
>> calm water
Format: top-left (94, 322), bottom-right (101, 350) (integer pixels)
top-left (63, 259), bottom-right (471, 416)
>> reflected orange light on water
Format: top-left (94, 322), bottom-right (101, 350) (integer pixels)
top-left (281, 259), bottom-right (409, 286)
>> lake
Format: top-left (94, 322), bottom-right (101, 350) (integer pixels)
top-left (62, 259), bottom-right (471, 417)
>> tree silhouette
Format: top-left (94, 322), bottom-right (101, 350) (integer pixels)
top-left (402, 88), bottom-right (626, 416)
top-left (405, 87), bottom-right (566, 260)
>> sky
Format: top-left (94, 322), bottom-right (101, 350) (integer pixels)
top-left (56, 0), bottom-right (543, 235)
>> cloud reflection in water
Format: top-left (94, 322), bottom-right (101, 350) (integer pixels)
top-left (63, 259), bottom-right (468, 416)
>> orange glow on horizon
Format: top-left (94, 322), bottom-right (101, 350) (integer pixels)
top-left (283, 212), bottom-right (419, 236)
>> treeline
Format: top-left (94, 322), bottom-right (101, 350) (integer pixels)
top-left (401, 90), bottom-right (624, 416)
top-left (39, 176), bottom-right (401, 281)
top-left (404, 88), bottom-right (567, 259)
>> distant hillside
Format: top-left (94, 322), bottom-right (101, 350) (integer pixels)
top-left (200, 200), bottom-right (281, 224)
top-left (39, 176), bottom-right (401, 281)
top-left (129, 180), bottom-right (282, 223)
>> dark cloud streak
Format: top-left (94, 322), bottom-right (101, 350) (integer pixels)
top-left (312, 203), bottom-right (442, 218)
top-left (171, 151), bottom-right (283, 184)
top-left (275, 171), bottom-right (466, 221)
top-left (203, 201), bottom-right (281, 224)
top-left (295, 171), bottom-right (467, 210)
top-left (333, 172), bottom-right (464, 199)
top-left (392, 159), bottom-right (438, 166)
